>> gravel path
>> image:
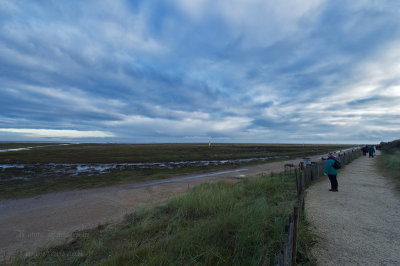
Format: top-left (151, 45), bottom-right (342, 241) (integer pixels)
top-left (306, 151), bottom-right (400, 265)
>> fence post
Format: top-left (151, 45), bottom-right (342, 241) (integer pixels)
top-left (299, 190), bottom-right (305, 213)
top-left (291, 204), bottom-right (299, 266)
top-left (295, 169), bottom-right (303, 196)
top-left (279, 251), bottom-right (283, 266)
top-left (269, 254), bottom-right (275, 266)
top-left (282, 231), bottom-right (290, 266)
top-left (311, 164), bottom-right (315, 181)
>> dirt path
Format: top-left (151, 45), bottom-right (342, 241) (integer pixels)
top-left (306, 151), bottom-right (400, 265)
top-left (0, 153), bottom-right (331, 261)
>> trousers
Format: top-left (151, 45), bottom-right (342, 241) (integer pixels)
top-left (328, 174), bottom-right (338, 189)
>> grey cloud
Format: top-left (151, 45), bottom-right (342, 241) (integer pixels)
top-left (1, 1), bottom-right (400, 143)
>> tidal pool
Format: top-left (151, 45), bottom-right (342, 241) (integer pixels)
top-left (0, 155), bottom-right (288, 181)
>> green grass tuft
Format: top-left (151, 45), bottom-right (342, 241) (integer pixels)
top-left (296, 215), bottom-right (318, 265)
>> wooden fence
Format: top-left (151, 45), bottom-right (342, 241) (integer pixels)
top-left (265, 148), bottom-right (361, 266)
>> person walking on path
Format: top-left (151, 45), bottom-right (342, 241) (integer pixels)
top-left (324, 153), bottom-right (339, 192)
top-left (362, 146), bottom-right (367, 156)
top-left (368, 145), bottom-right (375, 158)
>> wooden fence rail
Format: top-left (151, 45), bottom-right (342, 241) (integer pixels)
top-left (266, 147), bottom-right (362, 266)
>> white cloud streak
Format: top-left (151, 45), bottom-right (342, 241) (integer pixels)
top-left (0, 128), bottom-right (114, 138)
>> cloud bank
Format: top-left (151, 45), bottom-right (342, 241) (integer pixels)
top-left (1, 0), bottom-right (400, 143)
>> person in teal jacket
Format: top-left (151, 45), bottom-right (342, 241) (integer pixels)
top-left (324, 153), bottom-right (339, 192)
top-left (368, 145), bottom-right (375, 158)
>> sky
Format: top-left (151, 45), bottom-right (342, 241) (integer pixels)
top-left (1, 0), bottom-right (400, 144)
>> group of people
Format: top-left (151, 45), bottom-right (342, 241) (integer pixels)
top-left (361, 145), bottom-right (376, 158)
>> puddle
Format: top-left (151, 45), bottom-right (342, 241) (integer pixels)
top-left (0, 148), bottom-right (33, 152)
top-left (0, 164), bottom-right (25, 169)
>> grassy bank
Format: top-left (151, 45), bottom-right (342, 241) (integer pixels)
top-left (377, 140), bottom-right (400, 190)
top-left (7, 172), bottom-right (316, 265)
top-left (377, 150), bottom-right (400, 179)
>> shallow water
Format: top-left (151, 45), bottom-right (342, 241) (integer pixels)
top-left (0, 155), bottom-right (288, 181)
top-left (0, 144), bottom-right (70, 153)
top-left (0, 147), bottom-right (32, 152)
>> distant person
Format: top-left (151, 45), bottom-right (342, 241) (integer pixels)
top-left (324, 152), bottom-right (339, 192)
top-left (368, 145), bottom-right (375, 158)
top-left (362, 146), bottom-right (367, 156)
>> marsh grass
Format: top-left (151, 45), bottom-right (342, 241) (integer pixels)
top-left (10, 172), bottom-right (298, 265)
top-left (0, 143), bottom-right (352, 164)
top-left (0, 143), bottom-right (352, 200)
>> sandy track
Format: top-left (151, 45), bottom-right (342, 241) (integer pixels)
top-left (306, 151), bottom-right (400, 265)
top-left (0, 153), bottom-right (330, 261)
